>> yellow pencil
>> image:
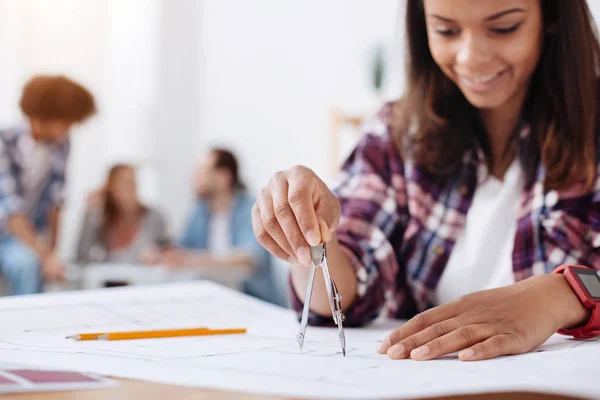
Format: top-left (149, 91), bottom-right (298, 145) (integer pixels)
top-left (98, 328), bottom-right (246, 341)
top-left (69, 328), bottom-right (246, 341)
top-left (67, 326), bottom-right (209, 340)
top-left (66, 333), bottom-right (104, 340)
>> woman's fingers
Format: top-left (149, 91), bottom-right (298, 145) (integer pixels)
top-left (252, 204), bottom-right (297, 263)
top-left (314, 175), bottom-right (341, 238)
top-left (270, 172), bottom-right (312, 265)
top-left (286, 166), bottom-right (322, 247)
top-left (255, 188), bottom-right (297, 261)
top-left (458, 333), bottom-right (522, 361)
top-left (253, 166), bottom-right (341, 265)
top-left (407, 324), bottom-right (496, 361)
top-left (318, 219), bottom-right (332, 243)
top-left (384, 317), bottom-right (463, 359)
top-left (379, 302), bottom-right (460, 353)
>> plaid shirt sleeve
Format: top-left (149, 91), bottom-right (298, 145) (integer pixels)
top-left (539, 175), bottom-right (600, 270)
top-left (47, 141), bottom-right (70, 208)
top-left (290, 107), bottom-right (410, 327)
top-left (48, 178), bottom-right (66, 207)
top-left (0, 132), bottom-right (24, 230)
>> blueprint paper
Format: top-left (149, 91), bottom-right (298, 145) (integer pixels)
top-left (0, 282), bottom-right (598, 399)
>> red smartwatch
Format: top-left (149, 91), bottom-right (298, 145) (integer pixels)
top-left (553, 265), bottom-right (600, 339)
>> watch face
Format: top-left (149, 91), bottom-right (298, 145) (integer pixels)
top-left (573, 269), bottom-right (600, 300)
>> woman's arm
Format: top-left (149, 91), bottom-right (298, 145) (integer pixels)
top-left (254, 114), bottom-right (410, 326)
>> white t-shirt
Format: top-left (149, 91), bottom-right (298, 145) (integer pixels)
top-left (434, 160), bottom-right (524, 305)
top-left (208, 211), bottom-right (232, 256)
top-left (21, 136), bottom-right (53, 218)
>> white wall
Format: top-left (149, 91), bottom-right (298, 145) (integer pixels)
top-left (0, 0), bottom-right (412, 261)
top-left (197, 0), bottom-right (600, 195)
top-left (155, 0), bottom-right (203, 234)
top-left (590, 2), bottom-right (600, 25)
top-left (0, 0), bottom-right (165, 257)
top-left (0, 0), bottom-right (109, 257)
top-left (2, 0), bottom-right (600, 268)
top-left (196, 0), bottom-right (402, 296)
top-left (198, 0), bottom-right (403, 191)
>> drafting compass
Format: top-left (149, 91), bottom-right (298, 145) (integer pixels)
top-left (296, 243), bottom-right (346, 356)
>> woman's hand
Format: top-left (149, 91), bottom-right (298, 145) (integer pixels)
top-left (252, 166), bottom-right (341, 266)
top-left (42, 251), bottom-right (65, 282)
top-left (377, 274), bottom-right (590, 361)
top-left (140, 246), bottom-right (162, 265)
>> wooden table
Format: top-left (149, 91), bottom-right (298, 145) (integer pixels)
top-left (1, 379), bottom-right (585, 400)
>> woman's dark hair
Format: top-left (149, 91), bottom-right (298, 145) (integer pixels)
top-left (394, 0), bottom-right (600, 191)
top-left (212, 148), bottom-right (246, 191)
top-left (101, 164), bottom-right (147, 241)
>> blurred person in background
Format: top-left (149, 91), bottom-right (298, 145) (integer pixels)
top-left (76, 163), bottom-right (170, 265)
top-left (0, 75), bottom-right (96, 295)
top-left (163, 148), bottom-right (284, 306)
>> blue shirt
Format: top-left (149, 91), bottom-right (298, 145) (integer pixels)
top-left (0, 126), bottom-right (69, 237)
top-left (179, 193), bottom-right (283, 305)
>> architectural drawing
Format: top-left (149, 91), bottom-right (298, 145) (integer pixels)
top-left (0, 282), bottom-right (599, 399)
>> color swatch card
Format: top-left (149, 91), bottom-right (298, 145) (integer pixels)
top-left (0, 364), bottom-right (116, 394)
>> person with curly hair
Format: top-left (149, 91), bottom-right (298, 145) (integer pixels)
top-left (0, 75), bottom-right (96, 295)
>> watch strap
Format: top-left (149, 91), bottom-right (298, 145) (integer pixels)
top-left (553, 265), bottom-right (600, 339)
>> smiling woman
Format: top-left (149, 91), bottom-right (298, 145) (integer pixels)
top-left (252, 0), bottom-right (600, 364)
top-left (398, 0), bottom-right (599, 188)
top-left (425, 5), bottom-right (540, 111)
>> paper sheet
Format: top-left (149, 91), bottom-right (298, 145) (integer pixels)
top-left (0, 282), bottom-right (598, 399)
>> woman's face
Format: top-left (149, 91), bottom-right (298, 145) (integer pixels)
top-left (423, 0), bottom-right (543, 111)
top-left (108, 168), bottom-right (138, 211)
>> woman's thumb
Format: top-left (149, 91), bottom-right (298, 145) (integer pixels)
top-left (315, 197), bottom-right (340, 243)
top-left (318, 219), bottom-right (332, 243)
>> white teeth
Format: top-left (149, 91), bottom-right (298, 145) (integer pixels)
top-left (465, 71), bottom-right (502, 83)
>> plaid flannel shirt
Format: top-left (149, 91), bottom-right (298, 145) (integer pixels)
top-left (291, 104), bottom-right (600, 327)
top-left (0, 126), bottom-right (69, 237)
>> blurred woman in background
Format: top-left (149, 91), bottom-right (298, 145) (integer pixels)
top-left (76, 164), bottom-right (170, 265)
